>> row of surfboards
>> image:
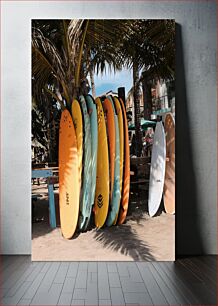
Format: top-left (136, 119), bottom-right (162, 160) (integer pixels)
top-left (59, 95), bottom-right (130, 239)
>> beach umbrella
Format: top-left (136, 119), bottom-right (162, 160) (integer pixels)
top-left (128, 119), bottom-right (156, 131)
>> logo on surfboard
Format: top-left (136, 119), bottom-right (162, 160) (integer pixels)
top-left (97, 194), bottom-right (103, 208)
top-left (66, 192), bottom-right (70, 205)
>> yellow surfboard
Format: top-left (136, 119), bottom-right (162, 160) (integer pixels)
top-left (102, 98), bottom-right (116, 202)
top-left (113, 96), bottom-right (124, 224)
top-left (59, 109), bottom-right (80, 239)
top-left (94, 98), bottom-right (110, 228)
top-left (71, 99), bottom-right (83, 192)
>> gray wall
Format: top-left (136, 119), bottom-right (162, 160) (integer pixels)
top-left (1, 1), bottom-right (217, 255)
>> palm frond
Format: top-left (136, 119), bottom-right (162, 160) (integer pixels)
top-left (32, 26), bottom-right (71, 105)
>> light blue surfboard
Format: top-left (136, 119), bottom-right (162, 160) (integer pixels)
top-left (78, 95), bottom-right (92, 231)
top-left (83, 94), bottom-right (98, 230)
top-left (106, 95), bottom-right (121, 226)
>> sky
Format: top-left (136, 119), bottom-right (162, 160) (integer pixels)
top-left (88, 67), bottom-right (133, 97)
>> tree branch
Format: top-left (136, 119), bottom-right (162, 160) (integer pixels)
top-left (44, 87), bottom-right (65, 110)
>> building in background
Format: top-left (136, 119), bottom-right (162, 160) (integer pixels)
top-left (126, 88), bottom-right (144, 124)
top-left (126, 78), bottom-right (175, 125)
top-left (151, 78), bottom-right (175, 121)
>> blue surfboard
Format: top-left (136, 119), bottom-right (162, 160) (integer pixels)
top-left (83, 94), bottom-right (98, 229)
top-left (78, 95), bottom-right (92, 231)
top-left (106, 96), bottom-right (121, 226)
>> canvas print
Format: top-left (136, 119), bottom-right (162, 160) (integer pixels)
top-left (31, 19), bottom-right (175, 261)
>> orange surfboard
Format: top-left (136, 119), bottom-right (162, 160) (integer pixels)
top-left (113, 96), bottom-right (124, 224)
top-left (59, 109), bottom-right (80, 239)
top-left (164, 113), bottom-right (175, 214)
top-left (114, 96), bottom-right (124, 196)
top-left (102, 98), bottom-right (116, 202)
top-left (118, 98), bottom-right (130, 225)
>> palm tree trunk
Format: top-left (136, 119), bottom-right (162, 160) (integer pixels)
top-left (50, 115), bottom-right (56, 162)
top-left (46, 99), bottom-right (53, 163)
top-left (142, 76), bottom-right (152, 120)
top-left (133, 61), bottom-right (142, 157)
top-left (89, 65), bottom-right (96, 98)
top-left (47, 112), bottom-right (51, 163)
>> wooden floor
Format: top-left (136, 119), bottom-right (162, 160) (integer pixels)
top-left (0, 256), bottom-right (217, 305)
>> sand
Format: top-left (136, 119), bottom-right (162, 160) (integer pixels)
top-left (32, 183), bottom-right (175, 261)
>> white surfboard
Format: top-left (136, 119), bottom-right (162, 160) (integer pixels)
top-left (148, 121), bottom-right (166, 217)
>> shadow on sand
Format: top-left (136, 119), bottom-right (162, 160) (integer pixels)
top-left (93, 224), bottom-right (155, 261)
top-left (32, 180), bottom-right (166, 261)
top-left (93, 186), bottom-right (155, 261)
top-left (32, 193), bottom-right (59, 239)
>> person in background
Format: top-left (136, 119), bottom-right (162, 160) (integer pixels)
top-left (145, 128), bottom-right (154, 157)
top-left (130, 133), bottom-right (136, 156)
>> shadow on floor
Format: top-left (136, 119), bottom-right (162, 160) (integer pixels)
top-left (176, 24), bottom-right (205, 256)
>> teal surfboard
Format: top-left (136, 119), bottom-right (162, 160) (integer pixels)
top-left (106, 96), bottom-right (121, 226)
top-left (78, 95), bottom-right (92, 231)
top-left (83, 94), bottom-right (98, 229)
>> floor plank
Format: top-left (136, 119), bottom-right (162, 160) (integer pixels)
top-left (1, 258), bottom-right (33, 291)
top-left (1, 256), bottom-right (28, 285)
top-left (2, 281), bottom-right (32, 305)
top-left (98, 262), bottom-right (111, 300)
top-left (158, 262), bottom-right (200, 304)
top-left (23, 263), bottom-right (51, 300)
top-left (147, 263), bottom-right (180, 305)
top-left (175, 259), bottom-right (217, 304)
top-left (30, 283), bottom-right (63, 305)
top-left (4, 262), bottom-right (44, 298)
top-left (189, 256), bottom-right (217, 285)
top-left (0, 256), bottom-right (216, 306)
top-left (136, 262), bottom-right (169, 305)
top-left (152, 262), bottom-right (192, 304)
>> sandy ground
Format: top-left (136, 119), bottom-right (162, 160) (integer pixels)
top-left (32, 183), bottom-right (175, 261)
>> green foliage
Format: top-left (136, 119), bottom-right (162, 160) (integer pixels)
top-left (32, 19), bottom-right (175, 159)
top-left (32, 96), bottom-right (61, 162)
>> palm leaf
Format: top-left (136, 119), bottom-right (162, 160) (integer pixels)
top-left (32, 26), bottom-right (71, 105)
